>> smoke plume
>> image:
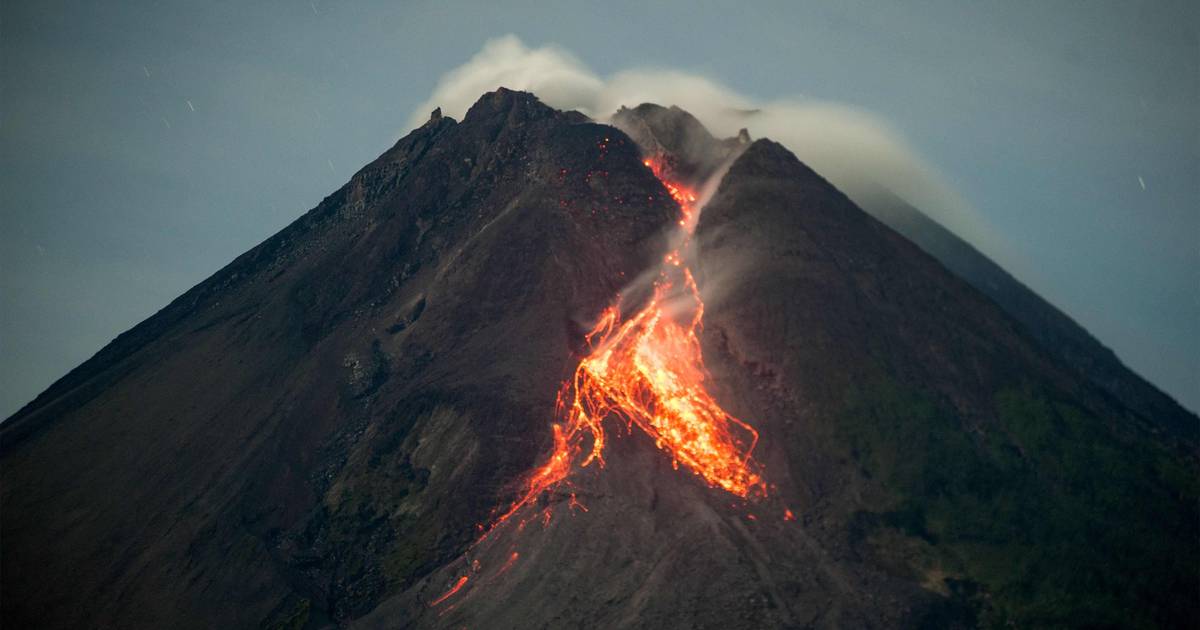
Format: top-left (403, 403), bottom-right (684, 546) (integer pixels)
top-left (410, 35), bottom-right (1002, 259)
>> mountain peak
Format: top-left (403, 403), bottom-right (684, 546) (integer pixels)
top-left (461, 87), bottom-right (556, 125)
top-left (612, 102), bottom-right (739, 184)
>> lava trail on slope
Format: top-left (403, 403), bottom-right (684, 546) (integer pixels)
top-left (430, 154), bottom-right (765, 608)
top-left (488, 156), bottom-right (766, 532)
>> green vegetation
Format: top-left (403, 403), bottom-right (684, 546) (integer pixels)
top-left (838, 378), bottom-right (1199, 628)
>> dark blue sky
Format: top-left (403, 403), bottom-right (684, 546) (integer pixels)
top-left (2, 0), bottom-right (1197, 416)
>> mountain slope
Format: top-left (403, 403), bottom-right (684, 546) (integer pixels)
top-left (862, 188), bottom-right (1197, 441)
top-left (613, 102), bottom-right (1197, 445)
top-left (363, 112), bottom-right (1197, 629)
top-left (1, 89), bottom-right (677, 629)
top-left (3, 92), bottom-right (1195, 629)
top-left (692, 139), bottom-right (1197, 627)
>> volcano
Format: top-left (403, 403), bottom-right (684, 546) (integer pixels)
top-left (2, 89), bottom-right (1196, 629)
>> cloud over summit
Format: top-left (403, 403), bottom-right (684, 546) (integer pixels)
top-left (410, 35), bottom-right (999, 257)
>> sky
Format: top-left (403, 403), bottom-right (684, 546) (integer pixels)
top-left (1, 0), bottom-right (1196, 417)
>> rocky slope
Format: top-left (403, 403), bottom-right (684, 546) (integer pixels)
top-left (861, 188), bottom-right (1197, 442)
top-left (3, 91), bottom-right (1195, 629)
top-left (2, 89), bottom-right (675, 629)
top-left (615, 102), bottom-right (1197, 445)
top-left (691, 139), bottom-right (1197, 628)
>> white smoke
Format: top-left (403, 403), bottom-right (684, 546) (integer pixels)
top-left (410, 34), bottom-right (1001, 259)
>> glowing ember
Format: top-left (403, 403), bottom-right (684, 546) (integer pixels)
top-left (430, 575), bottom-right (469, 606)
top-left (497, 552), bottom-right (520, 576)
top-left (485, 155), bottom-right (766, 536)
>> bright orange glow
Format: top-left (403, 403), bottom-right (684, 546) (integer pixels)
top-left (431, 575), bottom-right (469, 606)
top-left (501, 552), bottom-right (519, 571)
top-left (481, 156), bottom-right (766, 538)
top-left (643, 159), bottom-right (698, 225)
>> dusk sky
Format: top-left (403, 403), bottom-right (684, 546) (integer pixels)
top-left (2, 0), bottom-right (1197, 416)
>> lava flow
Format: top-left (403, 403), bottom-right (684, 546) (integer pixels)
top-left (485, 156), bottom-right (766, 536)
top-left (433, 156), bottom-right (766, 608)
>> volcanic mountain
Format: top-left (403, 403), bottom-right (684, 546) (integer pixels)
top-left (2, 89), bottom-right (1196, 629)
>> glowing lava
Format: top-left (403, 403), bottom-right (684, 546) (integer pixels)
top-left (432, 155), bottom-right (767, 608)
top-left (430, 575), bottom-right (469, 607)
top-left (485, 155), bottom-right (766, 536)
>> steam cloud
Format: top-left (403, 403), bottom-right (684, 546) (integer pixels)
top-left (410, 34), bottom-right (1001, 259)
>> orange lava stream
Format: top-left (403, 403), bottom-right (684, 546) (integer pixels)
top-left (478, 157), bottom-right (766, 540)
top-left (430, 575), bottom-right (469, 607)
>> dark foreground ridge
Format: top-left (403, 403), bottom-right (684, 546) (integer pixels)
top-left (3, 90), bottom-right (1196, 629)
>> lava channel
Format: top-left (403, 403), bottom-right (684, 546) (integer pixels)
top-left (485, 155), bottom-right (767, 537)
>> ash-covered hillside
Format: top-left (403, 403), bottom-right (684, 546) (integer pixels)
top-left (3, 90), bottom-right (1195, 630)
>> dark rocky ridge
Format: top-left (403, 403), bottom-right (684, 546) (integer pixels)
top-left (3, 91), bottom-right (1196, 629)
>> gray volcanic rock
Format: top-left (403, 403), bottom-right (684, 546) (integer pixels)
top-left (1, 89), bottom-right (677, 629)
top-left (693, 139), bottom-right (1197, 628)
top-left (611, 103), bottom-right (747, 183)
top-left (364, 126), bottom-right (1198, 629)
top-left (359, 426), bottom-right (937, 630)
top-left (3, 93), bottom-right (1196, 630)
top-left (860, 187), bottom-right (1198, 443)
top-left (617, 102), bottom-right (1198, 446)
